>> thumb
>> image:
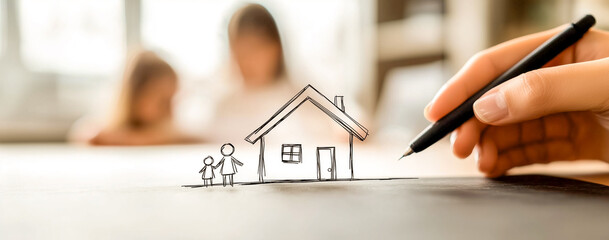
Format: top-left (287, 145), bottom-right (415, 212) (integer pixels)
top-left (473, 58), bottom-right (609, 125)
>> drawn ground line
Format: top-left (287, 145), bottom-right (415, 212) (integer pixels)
top-left (182, 177), bottom-right (418, 188)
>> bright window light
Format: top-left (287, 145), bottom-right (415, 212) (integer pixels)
top-left (142, 0), bottom-right (236, 80)
top-left (18, 0), bottom-right (125, 75)
top-left (141, 0), bottom-right (367, 90)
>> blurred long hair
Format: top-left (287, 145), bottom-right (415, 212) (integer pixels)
top-left (110, 51), bottom-right (177, 128)
top-left (228, 3), bottom-right (286, 79)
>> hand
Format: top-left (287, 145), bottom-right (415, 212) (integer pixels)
top-left (425, 26), bottom-right (609, 177)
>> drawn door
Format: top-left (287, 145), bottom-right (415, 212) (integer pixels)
top-left (316, 147), bottom-right (336, 180)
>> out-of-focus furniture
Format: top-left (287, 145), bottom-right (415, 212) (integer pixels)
top-left (375, 0), bottom-right (445, 106)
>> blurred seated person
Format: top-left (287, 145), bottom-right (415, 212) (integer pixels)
top-left (69, 51), bottom-right (198, 145)
top-left (204, 4), bottom-right (298, 142)
top-left (205, 3), bottom-right (354, 143)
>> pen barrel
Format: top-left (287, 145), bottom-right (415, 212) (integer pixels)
top-left (411, 16), bottom-right (594, 153)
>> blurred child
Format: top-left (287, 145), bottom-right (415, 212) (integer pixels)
top-left (70, 51), bottom-right (198, 145)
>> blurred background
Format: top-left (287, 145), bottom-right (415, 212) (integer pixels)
top-left (1, 0), bottom-right (608, 144)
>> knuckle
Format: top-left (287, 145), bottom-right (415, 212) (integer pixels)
top-left (470, 51), bottom-right (487, 63)
top-left (470, 51), bottom-right (494, 69)
top-left (519, 71), bottom-right (552, 107)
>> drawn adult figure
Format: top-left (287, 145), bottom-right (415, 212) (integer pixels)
top-left (198, 156), bottom-right (216, 187)
top-left (215, 143), bottom-right (243, 187)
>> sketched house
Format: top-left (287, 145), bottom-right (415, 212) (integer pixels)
top-left (245, 85), bottom-right (368, 182)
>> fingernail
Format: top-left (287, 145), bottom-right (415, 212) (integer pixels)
top-left (474, 92), bottom-right (508, 123)
top-left (424, 103), bottom-right (431, 116)
top-left (449, 131), bottom-right (457, 145)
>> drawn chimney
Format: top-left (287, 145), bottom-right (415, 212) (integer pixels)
top-left (334, 96), bottom-right (345, 112)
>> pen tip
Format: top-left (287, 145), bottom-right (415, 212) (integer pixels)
top-left (398, 148), bottom-right (414, 160)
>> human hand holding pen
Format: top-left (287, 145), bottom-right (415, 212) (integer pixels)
top-left (425, 26), bottom-right (609, 177)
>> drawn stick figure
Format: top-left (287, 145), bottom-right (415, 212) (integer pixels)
top-left (199, 156), bottom-right (216, 187)
top-left (215, 143), bottom-right (243, 187)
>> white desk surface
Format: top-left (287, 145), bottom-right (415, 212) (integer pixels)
top-left (2, 142), bottom-right (609, 239)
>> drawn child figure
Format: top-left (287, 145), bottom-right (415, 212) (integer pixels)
top-left (215, 143), bottom-right (243, 187)
top-left (198, 156), bottom-right (216, 187)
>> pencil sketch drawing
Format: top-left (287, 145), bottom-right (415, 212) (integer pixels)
top-left (199, 156), bottom-right (216, 187)
top-left (245, 84), bottom-right (369, 183)
top-left (195, 143), bottom-right (243, 187)
top-left (215, 143), bottom-right (244, 187)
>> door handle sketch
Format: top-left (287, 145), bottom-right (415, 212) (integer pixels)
top-left (245, 84), bottom-right (368, 183)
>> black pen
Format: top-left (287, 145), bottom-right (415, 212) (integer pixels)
top-left (400, 14), bottom-right (596, 159)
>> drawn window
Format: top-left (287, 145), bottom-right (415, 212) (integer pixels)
top-left (282, 144), bottom-right (302, 163)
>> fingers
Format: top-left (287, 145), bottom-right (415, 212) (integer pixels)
top-left (477, 114), bottom-right (577, 177)
top-left (447, 106), bottom-right (553, 161)
top-left (450, 118), bottom-right (486, 158)
top-left (571, 28), bottom-right (609, 62)
top-left (428, 28), bottom-right (609, 123)
top-left (477, 130), bottom-right (498, 174)
top-left (542, 114), bottom-right (570, 139)
top-left (473, 58), bottom-right (609, 125)
top-left (425, 26), bottom-right (565, 122)
top-left (485, 140), bottom-right (576, 178)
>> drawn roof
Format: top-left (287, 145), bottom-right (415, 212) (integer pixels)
top-left (245, 85), bottom-right (369, 144)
